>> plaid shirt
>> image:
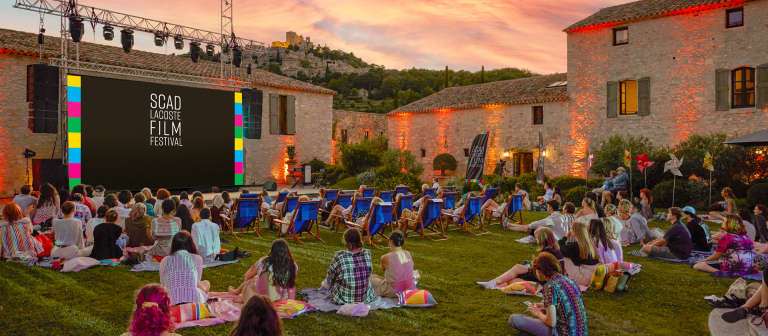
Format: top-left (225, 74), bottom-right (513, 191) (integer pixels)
top-left (327, 249), bottom-right (375, 304)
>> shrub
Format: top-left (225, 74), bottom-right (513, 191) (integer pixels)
top-left (308, 157), bottom-right (327, 173)
top-left (324, 165), bottom-right (346, 186)
top-left (564, 186), bottom-right (587, 205)
top-left (685, 179), bottom-right (709, 209)
top-left (748, 183), bottom-right (768, 207)
top-left (332, 176), bottom-right (360, 190)
top-left (550, 175), bottom-right (585, 191)
top-left (356, 169), bottom-right (376, 186)
top-left (433, 153), bottom-right (458, 176)
top-left (380, 148), bottom-right (424, 176)
top-left (372, 173), bottom-right (423, 193)
top-left (651, 180), bottom-right (688, 208)
top-left (736, 198), bottom-right (750, 211)
top-left (338, 136), bottom-right (388, 175)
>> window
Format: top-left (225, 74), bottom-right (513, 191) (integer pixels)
top-left (464, 148), bottom-right (470, 157)
top-left (242, 89), bottom-right (263, 139)
top-left (613, 27), bottom-right (628, 45)
top-left (269, 94), bottom-right (295, 135)
top-left (379, 132), bottom-right (384, 137)
top-left (732, 67), bottom-right (755, 108)
top-left (340, 129), bottom-right (348, 143)
top-left (726, 7), bottom-right (744, 28)
top-left (532, 106), bottom-right (543, 125)
top-left (620, 80), bottom-right (638, 115)
top-left (421, 149), bottom-right (426, 157)
top-left (364, 131), bottom-right (369, 140)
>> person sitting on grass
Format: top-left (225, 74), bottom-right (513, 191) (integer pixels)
top-left (230, 295), bottom-right (284, 336)
top-left (160, 231), bottom-right (210, 306)
top-left (708, 187), bottom-right (738, 221)
top-left (0, 202), bottom-right (43, 258)
top-left (623, 202), bottom-right (654, 245)
top-left (558, 221), bottom-right (600, 287)
top-left (586, 192), bottom-right (607, 218)
top-left (190, 197), bottom-right (205, 223)
top-left (141, 188), bottom-right (156, 207)
top-left (210, 195), bottom-right (228, 229)
top-left (478, 227), bottom-right (564, 289)
top-left (604, 204), bottom-right (624, 241)
top-left (575, 197), bottom-right (599, 224)
top-left (133, 193), bottom-right (155, 218)
top-left (324, 228), bottom-right (375, 304)
top-left (721, 272), bottom-right (768, 324)
top-left (60, 193), bottom-right (92, 231)
top-left (153, 189), bottom-right (171, 217)
top-left (508, 252), bottom-right (588, 336)
top-left (51, 201), bottom-right (91, 260)
top-left (641, 207), bottom-right (692, 260)
top-left (191, 208), bottom-right (221, 260)
top-left (121, 284), bottom-right (180, 336)
top-left (179, 191), bottom-right (192, 208)
top-left (693, 215), bottom-right (757, 276)
top-left (222, 191), bottom-right (235, 210)
top-left (755, 204), bottom-right (768, 243)
top-left (125, 203), bottom-right (154, 248)
top-left (634, 188), bottom-right (655, 221)
top-left (370, 230), bottom-right (416, 297)
top-left (601, 217), bottom-right (624, 263)
top-left (509, 200), bottom-right (565, 243)
top-left (589, 219), bottom-right (618, 264)
top-left (229, 239), bottom-right (297, 303)
top-left (531, 182), bottom-right (554, 212)
top-left (146, 199), bottom-right (181, 261)
top-left (89, 210), bottom-right (123, 260)
top-left (682, 206), bottom-right (712, 252)
top-left (561, 202), bottom-right (576, 234)
top-left (738, 208), bottom-right (757, 242)
top-left (85, 205), bottom-right (108, 246)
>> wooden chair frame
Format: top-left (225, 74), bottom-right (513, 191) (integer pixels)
top-left (345, 202), bottom-right (394, 248)
top-left (445, 196), bottom-right (488, 235)
top-left (333, 197), bottom-right (373, 233)
top-left (485, 194), bottom-right (525, 226)
top-left (403, 199), bottom-right (449, 241)
top-left (273, 200), bottom-right (325, 245)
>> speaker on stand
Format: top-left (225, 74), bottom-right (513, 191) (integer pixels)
top-left (27, 64), bottom-right (60, 134)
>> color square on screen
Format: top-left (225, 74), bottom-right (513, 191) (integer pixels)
top-left (68, 117), bottom-right (81, 133)
top-left (235, 174), bottom-right (243, 185)
top-left (68, 102), bottom-right (81, 118)
top-left (67, 75), bottom-right (81, 87)
top-left (235, 150), bottom-right (243, 162)
top-left (68, 87), bottom-right (81, 103)
top-left (235, 162), bottom-right (243, 174)
top-left (234, 127), bottom-right (243, 138)
top-left (235, 92), bottom-right (242, 103)
top-left (235, 103), bottom-right (242, 115)
top-left (68, 132), bottom-right (81, 148)
top-left (234, 138), bottom-right (243, 150)
top-left (69, 178), bottom-right (82, 187)
top-left (69, 148), bottom-right (81, 164)
top-left (234, 117), bottom-right (243, 127)
top-left (69, 163), bottom-right (82, 178)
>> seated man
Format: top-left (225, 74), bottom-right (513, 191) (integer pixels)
top-left (532, 182), bottom-right (554, 212)
top-left (510, 200), bottom-right (566, 242)
top-left (623, 202), bottom-right (653, 245)
top-left (602, 167), bottom-right (628, 207)
top-left (432, 177), bottom-right (441, 195)
top-left (191, 208), bottom-right (221, 260)
top-left (412, 184), bottom-right (431, 209)
top-left (682, 206), bottom-right (712, 252)
top-left (513, 183), bottom-right (531, 210)
top-left (593, 171), bottom-right (615, 195)
top-left (641, 207), bottom-right (692, 260)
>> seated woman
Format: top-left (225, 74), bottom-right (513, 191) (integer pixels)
top-left (755, 204), bottom-right (768, 244)
top-left (191, 209), bottom-right (221, 260)
top-left (31, 183), bottom-right (60, 226)
top-left (229, 239), bottom-right (297, 303)
top-left (230, 295), bottom-right (283, 336)
top-left (738, 208), bottom-right (757, 242)
top-left (178, 191), bottom-right (193, 209)
top-left (222, 191), bottom-right (235, 210)
top-left (552, 186), bottom-right (563, 206)
top-left (176, 204), bottom-right (195, 232)
top-left (721, 272), bottom-right (768, 323)
top-left (89, 210), bottom-right (124, 260)
top-left (133, 192), bottom-right (155, 218)
top-left (141, 188), bottom-right (156, 207)
top-left (444, 192), bottom-right (478, 222)
top-left (125, 203), bottom-right (154, 248)
top-left (693, 215), bottom-right (757, 276)
top-left (268, 189), bottom-right (292, 214)
top-left (153, 189), bottom-right (172, 217)
top-left (121, 284), bottom-right (180, 336)
top-left (558, 221), bottom-right (600, 287)
top-left (0, 202), bottom-right (44, 258)
top-left (509, 252), bottom-right (588, 336)
top-left (412, 184), bottom-right (431, 209)
top-left (370, 230), bottom-right (416, 297)
top-left (86, 206), bottom-right (108, 246)
top-left (588, 219), bottom-right (618, 264)
top-left (260, 189), bottom-right (274, 211)
top-left (575, 197), bottom-right (599, 224)
top-left (210, 195), bottom-right (229, 231)
top-left (709, 187), bottom-right (738, 221)
top-left (478, 227), bottom-right (564, 289)
top-left (325, 228), bottom-right (375, 304)
top-left (323, 192), bottom-right (362, 227)
top-left (633, 188), bottom-right (655, 220)
top-left (146, 199), bottom-right (181, 261)
top-left (601, 216), bottom-right (624, 263)
top-left (278, 196), bottom-right (311, 235)
top-left (51, 201), bottom-right (92, 260)
top-left (160, 231), bottom-right (210, 306)
top-left (190, 197), bottom-right (205, 223)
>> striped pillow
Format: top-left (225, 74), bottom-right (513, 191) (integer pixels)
top-left (170, 303), bottom-right (212, 322)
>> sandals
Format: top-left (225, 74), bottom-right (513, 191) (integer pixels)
top-left (722, 307), bottom-right (749, 323)
top-left (709, 295), bottom-right (747, 309)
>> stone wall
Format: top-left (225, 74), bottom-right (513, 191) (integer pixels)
top-left (566, 1), bottom-right (768, 176)
top-left (332, 110), bottom-right (387, 163)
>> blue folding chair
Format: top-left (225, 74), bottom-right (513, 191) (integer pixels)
top-left (230, 197), bottom-right (263, 238)
top-left (274, 200), bottom-right (325, 244)
top-left (334, 197), bottom-right (373, 232)
top-left (440, 192), bottom-right (457, 209)
top-left (394, 186), bottom-right (409, 197)
top-left (363, 187), bottom-right (377, 198)
top-left (346, 202), bottom-right (394, 248)
top-left (325, 189), bottom-right (341, 203)
top-left (482, 187), bottom-right (498, 205)
top-left (268, 196), bottom-right (299, 227)
top-left (485, 194), bottom-right (525, 226)
top-left (445, 196), bottom-right (488, 234)
top-left (423, 188), bottom-right (437, 199)
top-left (403, 199), bottom-right (448, 241)
top-left (379, 191), bottom-right (394, 203)
top-left (319, 192), bottom-right (350, 218)
top-left (443, 186), bottom-right (456, 192)
top-left (393, 195), bottom-right (414, 229)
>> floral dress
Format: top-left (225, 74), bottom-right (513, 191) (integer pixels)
top-left (715, 233), bottom-right (757, 276)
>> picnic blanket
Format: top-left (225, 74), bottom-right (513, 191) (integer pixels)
top-left (32, 256), bottom-right (124, 271)
top-left (299, 287), bottom-right (400, 312)
top-left (175, 292), bottom-right (242, 329)
top-left (130, 259), bottom-right (241, 272)
top-left (628, 249), bottom-right (713, 263)
top-left (709, 271), bottom-right (763, 281)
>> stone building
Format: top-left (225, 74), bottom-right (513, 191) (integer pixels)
top-left (272, 31), bottom-right (313, 50)
top-left (332, 110), bottom-right (388, 163)
top-left (0, 28), bottom-right (335, 197)
top-left (388, 0), bottom-right (768, 180)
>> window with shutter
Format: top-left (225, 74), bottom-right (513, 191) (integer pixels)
top-left (269, 94), bottom-right (279, 134)
top-left (716, 69), bottom-right (730, 111)
top-left (731, 67), bottom-right (755, 108)
top-left (620, 80), bottom-right (638, 115)
top-left (755, 64), bottom-right (768, 109)
top-left (607, 81), bottom-right (617, 118)
top-left (286, 95), bottom-right (296, 135)
top-left (638, 77), bottom-right (650, 116)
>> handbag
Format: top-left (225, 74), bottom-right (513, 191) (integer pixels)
top-left (216, 246), bottom-right (239, 262)
top-left (603, 271), bottom-right (622, 293)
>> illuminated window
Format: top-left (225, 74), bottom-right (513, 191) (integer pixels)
top-left (341, 129), bottom-right (348, 143)
top-left (732, 67), bottom-right (755, 108)
top-left (532, 106), bottom-right (543, 125)
top-left (421, 149), bottom-right (426, 157)
top-left (364, 131), bottom-right (369, 140)
top-left (464, 148), bottom-right (470, 157)
top-left (613, 27), bottom-right (628, 46)
top-left (620, 80), bottom-right (638, 115)
top-left (726, 7), bottom-right (744, 28)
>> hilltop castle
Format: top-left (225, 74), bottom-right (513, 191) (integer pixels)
top-left (263, 31), bottom-right (370, 78)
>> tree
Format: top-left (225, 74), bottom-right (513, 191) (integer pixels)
top-left (481, 65), bottom-right (485, 83)
top-left (393, 90), bottom-right (399, 108)
top-left (276, 49), bottom-right (281, 63)
top-left (444, 65), bottom-right (450, 89)
top-left (299, 59), bottom-right (312, 68)
top-left (327, 79), bottom-right (342, 93)
top-left (350, 88), bottom-right (359, 98)
top-left (433, 153), bottom-right (458, 176)
top-left (406, 89), bottom-right (414, 104)
top-left (293, 45), bottom-right (300, 52)
top-left (296, 71), bottom-right (309, 81)
top-left (265, 63), bottom-right (282, 75)
top-left (381, 148), bottom-right (424, 176)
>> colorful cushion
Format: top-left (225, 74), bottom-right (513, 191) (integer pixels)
top-left (170, 303), bottom-right (213, 322)
top-left (274, 299), bottom-right (314, 319)
top-left (397, 290), bottom-right (437, 307)
top-left (502, 281), bottom-right (542, 296)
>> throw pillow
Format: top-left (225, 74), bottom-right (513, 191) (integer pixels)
top-left (502, 281), bottom-right (542, 296)
top-left (170, 303), bottom-right (213, 322)
top-left (397, 289), bottom-right (437, 307)
top-left (274, 299), bottom-right (314, 319)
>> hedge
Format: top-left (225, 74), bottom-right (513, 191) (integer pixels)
top-left (748, 183), bottom-right (768, 207)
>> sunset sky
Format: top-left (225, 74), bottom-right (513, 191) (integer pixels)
top-left (0, 0), bottom-right (632, 74)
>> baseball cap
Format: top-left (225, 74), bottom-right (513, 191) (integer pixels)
top-left (682, 206), bottom-right (696, 214)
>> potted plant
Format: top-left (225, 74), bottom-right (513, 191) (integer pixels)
top-left (286, 144), bottom-right (297, 164)
top-left (433, 153), bottom-right (458, 176)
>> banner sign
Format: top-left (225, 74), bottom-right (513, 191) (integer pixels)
top-left (465, 132), bottom-right (490, 183)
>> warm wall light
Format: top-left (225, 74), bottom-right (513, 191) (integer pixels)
top-left (542, 150), bottom-right (547, 157)
top-left (503, 152), bottom-right (509, 157)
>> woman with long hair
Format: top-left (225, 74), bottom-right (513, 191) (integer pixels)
top-left (230, 295), bottom-right (283, 336)
top-left (0, 202), bottom-right (44, 258)
top-left (694, 215), bottom-right (757, 276)
top-left (71, 184), bottom-right (95, 215)
top-left (160, 231), bottom-right (210, 306)
top-left (709, 187), bottom-right (738, 221)
top-left (574, 197), bottom-right (598, 224)
top-left (126, 203), bottom-right (154, 247)
top-left (121, 284), bottom-right (179, 336)
top-left (589, 219), bottom-right (618, 264)
top-left (229, 239), bottom-right (297, 303)
top-left (179, 192), bottom-right (192, 208)
top-left (755, 204), bottom-right (768, 243)
top-left (142, 188), bottom-right (156, 207)
top-left (558, 221), bottom-right (599, 286)
top-left (190, 197), bottom-right (205, 223)
top-left (146, 199), bottom-right (181, 261)
top-left (175, 204), bottom-right (195, 232)
top-left (222, 191), bottom-right (235, 210)
top-left (738, 208), bottom-right (757, 241)
top-left (89, 210), bottom-right (123, 260)
top-left (32, 183), bottom-right (60, 225)
top-left (552, 186), bottom-right (562, 205)
top-left (325, 228), bottom-right (375, 304)
top-left (153, 189), bottom-right (171, 217)
top-left (370, 230), bottom-right (417, 297)
top-left (601, 215), bottom-right (624, 263)
top-left (478, 227), bottom-right (564, 289)
top-left (58, 188), bottom-right (70, 207)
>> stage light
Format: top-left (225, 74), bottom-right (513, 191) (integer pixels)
top-left (174, 35), bottom-right (184, 50)
top-left (232, 45), bottom-right (242, 68)
top-left (38, 28), bottom-right (45, 45)
top-left (102, 26), bottom-right (114, 41)
top-left (154, 31), bottom-right (164, 47)
top-left (190, 41), bottom-right (200, 63)
top-left (206, 44), bottom-right (215, 57)
top-left (23, 149), bottom-right (36, 159)
top-left (247, 63), bottom-right (252, 74)
top-left (68, 15), bottom-right (84, 43)
top-left (121, 29), bottom-right (134, 53)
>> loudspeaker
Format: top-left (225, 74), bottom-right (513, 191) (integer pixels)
top-left (27, 64), bottom-right (60, 134)
top-left (33, 159), bottom-right (67, 191)
top-left (263, 181), bottom-right (278, 191)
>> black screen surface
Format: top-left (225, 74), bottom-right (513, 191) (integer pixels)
top-left (79, 76), bottom-right (235, 190)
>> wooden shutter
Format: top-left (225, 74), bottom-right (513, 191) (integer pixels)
top-left (638, 77), bottom-right (651, 116)
top-left (269, 93), bottom-right (279, 134)
top-left (251, 89), bottom-right (263, 139)
top-left (757, 64), bottom-right (768, 109)
top-left (607, 81), bottom-right (617, 118)
top-left (286, 95), bottom-right (296, 135)
top-left (716, 68), bottom-right (730, 111)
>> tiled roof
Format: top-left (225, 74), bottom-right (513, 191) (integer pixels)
top-left (565, 0), bottom-right (753, 32)
top-left (387, 73), bottom-right (567, 115)
top-left (0, 28), bottom-right (335, 95)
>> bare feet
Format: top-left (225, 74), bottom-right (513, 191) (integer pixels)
top-left (228, 286), bottom-right (236, 295)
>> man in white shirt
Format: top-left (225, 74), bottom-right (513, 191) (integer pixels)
top-left (191, 208), bottom-right (221, 260)
top-left (510, 200), bottom-right (565, 243)
top-left (432, 178), bottom-right (441, 195)
top-left (12, 185), bottom-right (37, 216)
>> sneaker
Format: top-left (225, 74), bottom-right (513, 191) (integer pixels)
top-left (516, 236), bottom-right (536, 244)
top-left (476, 280), bottom-right (497, 289)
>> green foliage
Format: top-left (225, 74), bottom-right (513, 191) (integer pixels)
top-left (651, 180), bottom-right (688, 208)
top-left (685, 179), bottom-right (709, 209)
top-left (564, 186), bottom-right (587, 205)
top-left (371, 171), bottom-right (424, 194)
top-left (331, 176), bottom-right (361, 190)
top-left (748, 183), bottom-right (768, 207)
top-left (337, 136), bottom-right (388, 175)
top-left (265, 62), bottom-right (282, 75)
top-left (308, 157), bottom-right (327, 173)
top-left (356, 169), bottom-right (376, 186)
top-left (549, 175), bottom-right (605, 191)
top-left (433, 153), bottom-right (458, 176)
top-left (323, 165), bottom-right (346, 186)
top-left (285, 145), bottom-right (296, 161)
top-left (380, 148), bottom-right (424, 176)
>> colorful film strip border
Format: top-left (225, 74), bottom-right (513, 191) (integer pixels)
top-left (465, 179), bottom-right (482, 183)
top-left (234, 92), bottom-right (243, 185)
top-left (67, 75), bottom-right (82, 188)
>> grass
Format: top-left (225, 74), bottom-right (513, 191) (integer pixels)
top-left (0, 211), bottom-right (743, 335)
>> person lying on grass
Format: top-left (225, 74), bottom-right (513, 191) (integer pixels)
top-left (477, 227), bottom-right (564, 289)
top-left (370, 230), bottom-right (416, 297)
top-left (508, 200), bottom-right (566, 243)
top-left (693, 215), bottom-right (757, 276)
top-left (641, 207), bottom-right (692, 260)
top-left (121, 284), bottom-right (180, 336)
top-left (323, 228), bottom-right (375, 304)
top-left (229, 239), bottom-right (297, 303)
top-left (508, 252), bottom-right (588, 336)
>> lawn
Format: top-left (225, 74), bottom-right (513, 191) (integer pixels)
top-left (0, 211), bottom-right (741, 335)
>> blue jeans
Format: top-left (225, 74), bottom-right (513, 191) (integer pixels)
top-left (509, 314), bottom-right (557, 336)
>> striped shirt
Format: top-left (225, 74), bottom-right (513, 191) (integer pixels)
top-left (0, 219), bottom-right (44, 258)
